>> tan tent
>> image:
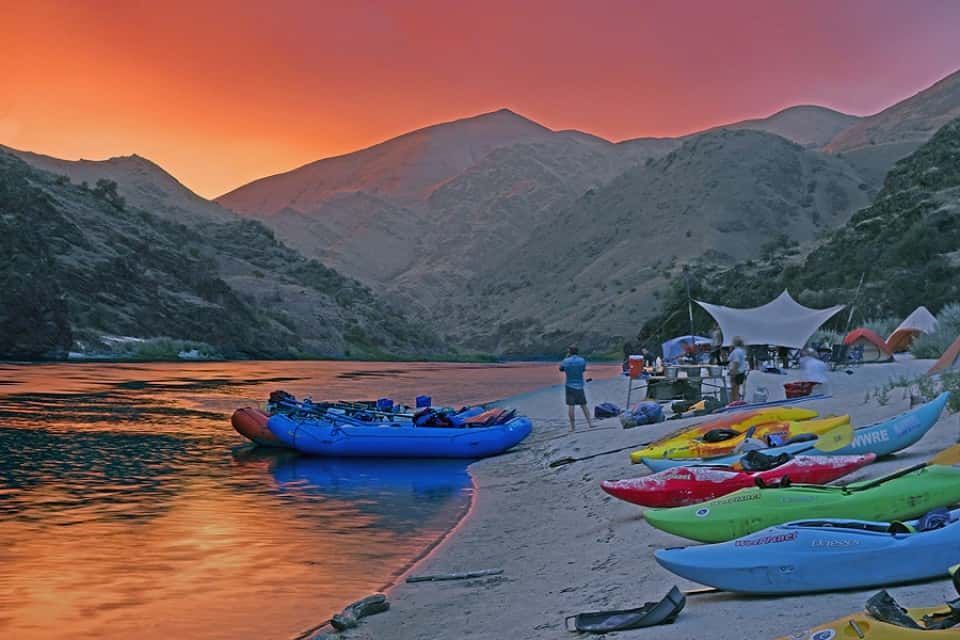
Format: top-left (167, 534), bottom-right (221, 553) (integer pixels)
top-left (887, 306), bottom-right (938, 352)
top-left (843, 328), bottom-right (894, 362)
top-left (928, 335), bottom-right (960, 376)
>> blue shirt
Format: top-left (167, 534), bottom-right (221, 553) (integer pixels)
top-left (728, 346), bottom-right (747, 372)
top-left (560, 355), bottom-right (587, 390)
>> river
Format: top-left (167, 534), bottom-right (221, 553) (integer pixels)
top-left (0, 360), bottom-right (617, 639)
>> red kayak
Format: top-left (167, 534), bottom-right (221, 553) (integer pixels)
top-left (601, 454), bottom-right (876, 508)
top-left (231, 407), bottom-right (285, 447)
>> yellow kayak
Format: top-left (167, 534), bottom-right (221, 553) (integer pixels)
top-left (630, 414), bottom-right (847, 461)
top-left (774, 606), bottom-right (957, 639)
top-left (628, 407), bottom-right (818, 464)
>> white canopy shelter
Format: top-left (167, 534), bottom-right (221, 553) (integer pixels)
top-left (697, 291), bottom-right (845, 349)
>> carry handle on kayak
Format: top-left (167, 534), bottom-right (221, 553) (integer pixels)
top-left (848, 619), bottom-right (866, 639)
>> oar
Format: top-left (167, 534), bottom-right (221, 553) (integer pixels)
top-left (931, 444), bottom-right (960, 465)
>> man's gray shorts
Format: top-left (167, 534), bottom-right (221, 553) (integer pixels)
top-left (565, 386), bottom-right (587, 406)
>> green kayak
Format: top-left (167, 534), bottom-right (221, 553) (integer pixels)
top-left (645, 464), bottom-right (960, 543)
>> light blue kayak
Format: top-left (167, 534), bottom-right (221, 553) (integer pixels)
top-left (267, 413), bottom-right (532, 458)
top-left (655, 507), bottom-right (960, 594)
top-left (641, 392), bottom-right (949, 472)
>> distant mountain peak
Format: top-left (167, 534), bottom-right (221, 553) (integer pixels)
top-left (413, 107), bottom-right (551, 135)
top-left (218, 108), bottom-right (556, 212)
top-left (690, 105), bottom-right (861, 148)
top-left (7, 146), bottom-right (234, 223)
top-left (769, 104), bottom-right (856, 117)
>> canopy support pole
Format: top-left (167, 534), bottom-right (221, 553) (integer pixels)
top-left (844, 272), bottom-right (866, 337)
top-left (683, 266), bottom-right (696, 350)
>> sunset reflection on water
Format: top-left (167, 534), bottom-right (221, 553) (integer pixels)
top-left (0, 360), bottom-right (613, 639)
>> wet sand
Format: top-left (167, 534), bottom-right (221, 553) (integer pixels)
top-left (346, 356), bottom-right (960, 639)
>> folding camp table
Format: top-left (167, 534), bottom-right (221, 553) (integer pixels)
top-left (626, 365), bottom-right (729, 407)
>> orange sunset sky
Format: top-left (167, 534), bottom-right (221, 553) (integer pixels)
top-left (2, 0), bottom-right (959, 198)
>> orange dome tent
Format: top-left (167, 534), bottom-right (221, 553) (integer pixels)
top-left (843, 328), bottom-right (894, 362)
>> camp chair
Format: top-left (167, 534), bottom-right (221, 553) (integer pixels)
top-left (787, 349), bottom-right (802, 369)
top-left (847, 343), bottom-right (865, 367)
top-left (829, 343), bottom-right (850, 371)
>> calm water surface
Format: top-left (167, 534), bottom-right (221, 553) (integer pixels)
top-left (0, 360), bottom-right (615, 639)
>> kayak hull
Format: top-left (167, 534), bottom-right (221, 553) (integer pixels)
top-left (267, 413), bottom-right (532, 458)
top-left (633, 415), bottom-right (849, 460)
top-left (628, 407), bottom-right (818, 464)
top-left (641, 392), bottom-right (950, 472)
top-left (602, 454), bottom-right (875, 508)
top-left (231, 407), bottom-right (285, 447)
top-left (645, 463), bottom-right (960, 543)
top-left (773, 606), bottom-right (958, 639)
top-left (656, 508), bottom-right (960, 594)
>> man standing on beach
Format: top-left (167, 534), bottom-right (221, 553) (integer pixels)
top-left (728, 336), bottom-right (748, 402)
top-left (560, 345), bottom-right (592, 431)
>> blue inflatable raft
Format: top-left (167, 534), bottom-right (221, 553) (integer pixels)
top-left (655, 507), bottom-right (960, 594)
top-left (641, 392), bottom-right (949, 472)
top-left (267, 413), bottom-right (533, 458)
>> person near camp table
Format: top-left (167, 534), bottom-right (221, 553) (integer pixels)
top-left (560, 345), bottom-right (593, 431)
top-left (728, 336), bottom-right (748, 402)
top-left (778, 345), bottom-right (791, 369)
top-left (710, 324), bottom-right (723, 365)
top-left (800, 348), bottom-right (830, 394)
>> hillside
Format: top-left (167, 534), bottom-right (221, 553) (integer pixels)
top-left (824, 68), bottom-right (960, 185)
top-left (214, 110), bottom-right (682, 315)
top-left (642, 116), bottom-right (960, 344)
top-left (0, 149), bottom-right (441, 360)
top-left (444, 129), bottom-right (872, 354)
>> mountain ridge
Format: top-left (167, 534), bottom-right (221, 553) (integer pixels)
top-left (216, 108), bottom-right (556, 213)
top-left (642, 115), bottom-right (960, 346)
top-left (0, 148), bottom-right (443, 360)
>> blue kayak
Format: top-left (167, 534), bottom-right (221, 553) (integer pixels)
top-left (267, 413), bottom-right (532, 458)
top-left (642, 392), bottom-right (949, 472)
top-left (655, 507), bottom-right (960, 594)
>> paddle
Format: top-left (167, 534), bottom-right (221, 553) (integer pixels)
top-left (549, 441), bottom-right (653, 468)
top-left (811, 422), bottom-right (854, 452)
top-left (931, 443), bottom-right (960, 466)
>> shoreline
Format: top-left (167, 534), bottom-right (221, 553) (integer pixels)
top-left (4, 355), bottom-right (623, 366)
top-left (343, 357), bottom-right (960, 640)
top-left (298, 375), bottom-right (618, 638)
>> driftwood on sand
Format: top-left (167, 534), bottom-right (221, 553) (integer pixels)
top-left (301, 593), bottom-right (390, 638)
top-left (406, 568), bottom-right (504, 583)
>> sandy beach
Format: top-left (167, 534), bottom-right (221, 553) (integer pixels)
top-left (344, 356), bottom-right (960, 640)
